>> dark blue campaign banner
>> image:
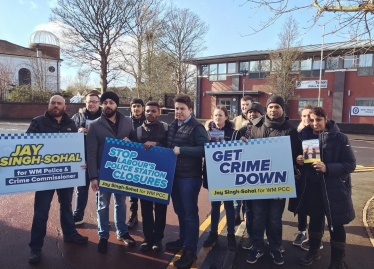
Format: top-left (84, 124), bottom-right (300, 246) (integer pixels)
top-left (98, 138), bottom-right (176, 205)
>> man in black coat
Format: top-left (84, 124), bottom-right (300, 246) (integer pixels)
top-left (71, 92), bottom-right (102, 225)
top-left (127, 98), bottom-right (146, 228)
top-left (245, 95), bottom-right (301, 266)
top-left (27, 95), bottom-right (88, 265)
top-left (128, 101), bottom-right (168, 252)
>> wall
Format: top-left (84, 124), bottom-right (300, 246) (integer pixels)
top-left (0, 102), bottom-right (85, 119)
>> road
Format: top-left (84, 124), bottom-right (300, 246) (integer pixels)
top-left (0, 120), bottom-right (373, 269)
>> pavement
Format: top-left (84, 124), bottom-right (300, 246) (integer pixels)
top-left (1, 120), bottom-right (374, 269)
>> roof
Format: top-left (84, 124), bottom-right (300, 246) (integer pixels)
top-left (190, 40), bottom-right (374, 64)
top-left (0, 40), bottom-right (59, 60)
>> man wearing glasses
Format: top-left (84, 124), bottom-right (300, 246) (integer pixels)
top-left (71, 92), bottom-right (102, 225)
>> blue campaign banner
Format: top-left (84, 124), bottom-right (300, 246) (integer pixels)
top-left (204, 136), bottom-right (296, 201)
top-left (0, 133), bottom-right (86, 195)
top-left (98, 138), bottom-right (176, 205)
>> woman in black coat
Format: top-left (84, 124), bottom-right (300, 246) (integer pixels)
top-left (295, 107), bottom-right (356, 269)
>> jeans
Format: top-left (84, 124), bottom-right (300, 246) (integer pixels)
top-left (29, 188), bottom-right (77, 250)
top-left (140, 199), bottom-right (167, 242)
top-left (245, 200), bottom-right (254, 238)
top-left (97, 190), bottom-right (127, 239)
top-left (211, 201), bottom-right (235, 234)
top-left (73, 170), bottom-right (90, 219)
top-left (129, 196), bottom-right (138, 215)
top-left (252, 199), bottom-right (286, 251)
top-left (171, 177), bottom-right (202, 254)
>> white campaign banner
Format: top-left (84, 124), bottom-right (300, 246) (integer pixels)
top-left (350, 106), bottom-right (374, 116)
top-left (296, 80), bottom-right (328, 89)
top-left (0, 133), bottom-right (85, 195)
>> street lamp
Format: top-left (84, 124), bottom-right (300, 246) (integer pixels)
top-left (241, 69), bottom-right (248, 97)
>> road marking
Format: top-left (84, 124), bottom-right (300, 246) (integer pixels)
top-left (167, 203), bottom-right (225, 269)
top-left (352, 146), bottom-right (374, 150)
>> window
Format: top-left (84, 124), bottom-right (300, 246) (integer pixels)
top-left (248, 60), bottom-right (270, 79)
top-left (343, 55), bottom-right (358, 69)
top-left (358, 54), bottom-right (374, 76)
top-left (326, 57), bottom-right (339, 70)
top-left (227, 63), bottom-right (236, 73)
top-left (209, 63), bottom-right (227, 81)
top-left (239, 61), bottom-right (249, 72)
top-left (292, 61), bottom-right (300, 71)
top-left (200, 65), bottom-right (208, 76)
top-left (355, 99), bottom-right (374, 106)
top-left (18, 68), bottom-right (31, 86)
top-left (298, 99), bottom-right (323, 114)
top-left (300, 59), bottom-right (312, 71)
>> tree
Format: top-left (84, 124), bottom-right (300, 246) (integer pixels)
top-left (242, 0), bottom-right (374, 44)
top-left (28, 55), bottom-right (57, 92)
top-left (117, 0), bottom-right (165, 98)
top-left (51, 0), bottom-right (143, 93)
top-left (159, 6), bottom-right (209, 93)
top-left (0, 61), bottom-right (16, 101)
top-left (265, 16), bottom-right (303, 111)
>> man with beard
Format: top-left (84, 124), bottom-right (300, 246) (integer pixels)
top-left (71, 92), bottom-right (102, 225)
top-left (87, 91), bottom-right (135, 253)
top-left (127, 98), bottom-right (146, 228)
top-left (27, 95), bottom-right (88, 265)
top-left (245, 95), bottom-right (301, 266)
top-left (127, 101), bottom-right (168, 252)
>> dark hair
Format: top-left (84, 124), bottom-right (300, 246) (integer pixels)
top-left (130, 98), bottom-right (144, 106)
top-left (174, 94), bottom-right (193, 109)
top-left (86, 93), bottom-right (100, 99)
top-left (241, 96), bottom-right (253, 102)
top-left (145, 101), bottom-right (160, 108)
top-left (310, 107), bottom-right (327, 119)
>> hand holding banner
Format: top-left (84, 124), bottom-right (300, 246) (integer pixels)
top-left (98, 138), bottom-right (176, 205)
top-left (204, 136), bottom-right (296, 201)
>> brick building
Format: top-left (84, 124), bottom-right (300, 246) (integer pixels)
top-left (191, 41), bottom-right (374, 123)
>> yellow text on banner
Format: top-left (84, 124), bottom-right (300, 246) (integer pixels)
top-left (99, 180), bottom-right (169, 200)
top-left (210, 185), bottom-right (294, 197)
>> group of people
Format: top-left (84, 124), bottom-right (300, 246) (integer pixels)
top-left (25, 92), bottom-right (355, 269)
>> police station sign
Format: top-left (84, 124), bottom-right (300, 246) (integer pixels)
top-left (204, 136), bottom-right (296, 201)
top-left (296, 80), bottom-right (328, 89)
top-left (350, 106), bottom-right (374, 116)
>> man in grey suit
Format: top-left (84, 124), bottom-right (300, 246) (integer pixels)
top-left (87, 91), bottom-right (135, 253)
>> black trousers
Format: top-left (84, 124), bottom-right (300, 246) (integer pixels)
top-left (140, 199), bottom-right (167, 242)
top-left (306, 181), bottom-right (346, 243)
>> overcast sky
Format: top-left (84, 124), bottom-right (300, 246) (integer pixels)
top-left (0, 0), bottom-right (346, 89)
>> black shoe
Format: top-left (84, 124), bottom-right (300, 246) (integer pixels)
top-left (165, 239), bottom-right (183, 251)
top-left (301, 239), bottom-right (324, 251)
top-left (203, 232), bottom-right (218, 248)
top-left (140, 240), bottom-right (151, 251)
top-left (270, 250), bottom-right (284, 265)
top-left (126, 214), bottom-right (138, 229)
top-left (173, 250), bottom-right (197, 267)
top-left (227, 234), bottom-right (236, 251)
top-left (73, 215), bottom-right (84, 225)
top-left (246, 248), bottom-right (264, 264)
top-left (299, 251), bottom-right (321, 266)
top-left (98, 238), bottom-right (108, 253)
top-left (117, 232), bottom-right (136, 247)
top-left (293, 232), bottom-right (307, 246)
top-left (64, 233), bottom-right (88, 244)
top-left (28, 249), bottom-right (41, 264)
top-left (152, 239), bottom-right (162, 252)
